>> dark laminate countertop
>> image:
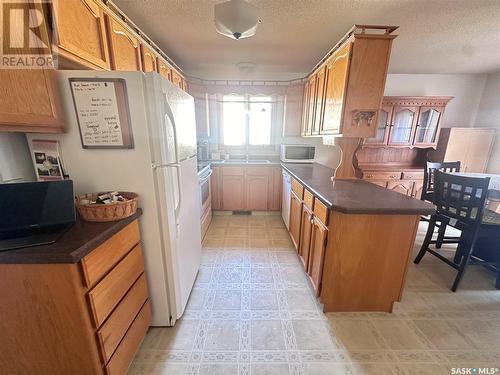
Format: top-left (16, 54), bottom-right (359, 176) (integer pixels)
top-left (0, 209), bottom-right (143, 264)
top-left (281, 163), bottom-right (435, 215)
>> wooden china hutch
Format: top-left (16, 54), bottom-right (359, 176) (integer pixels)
top-left (355, 96), bottom-right (453, 199)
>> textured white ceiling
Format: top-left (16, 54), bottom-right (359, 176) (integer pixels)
top-left (113, 0), bottom-right (500, 80)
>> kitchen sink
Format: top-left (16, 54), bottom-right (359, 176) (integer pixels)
top-left (219, 159), bottom-right (271, 164)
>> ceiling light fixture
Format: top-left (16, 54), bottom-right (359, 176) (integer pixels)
top-left (214, 0), bottom-right (261, 40)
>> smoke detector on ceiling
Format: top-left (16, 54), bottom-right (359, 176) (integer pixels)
top-left (214, 0), bottom-right (261, 40)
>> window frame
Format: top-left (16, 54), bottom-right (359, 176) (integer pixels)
top-left (220, 94), bottom-right (276, 151)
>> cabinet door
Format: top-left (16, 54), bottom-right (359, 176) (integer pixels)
top-left (321, 43), bottom-right (351, 134)
top-left (172, 70), bottom-right (184, 89)
top-left (194, 93), bottom-right (210, 138)
top-left (268, 167), bottom-right (282, 211)
top-left (365, 105), bottom-right (392, 145)
top-left (413, 106), bottom-right (443, 147)
top-left (312, 66), bottom-right (326, 135)
top-left (246, 175), bottom-right (269, 211)
top-left (283, 84), bottom-right (304, 137)
top-left (298, 205), bottom-right (313, 270)
top-left (305, 75), bottom-right (317, 136)
top-left (411, 180), bottom-right (424, 199)
top-left (0, 70), bottom-right (64, 133)
top-left (289, 191), bottom-right (302, 251)
top-left (222, 175), bottom-right (245, 210)
top-left (54, 0), bottom-right (111, 70)
top-left (158, 59), bottom-right (173, 81)
top-left (301, 80), bottom-right (310, 136)
top-left (308, 217), bottom-right (328, 296)
top-left (388, 106), bottom-right (418, 146)
top-left (141, 44), bottom-right (158, 72)
top-left (387, 181), bottom-right (414, 196)
top-left (107, 17), bottom-right (142, 71)
top-left (210, 167), bottom-right (221, 210)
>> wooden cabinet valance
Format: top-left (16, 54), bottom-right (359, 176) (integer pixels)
top-left (301, 25), bottom-right (397, 139)
top-left (364, 96), bottom-right (453, 148)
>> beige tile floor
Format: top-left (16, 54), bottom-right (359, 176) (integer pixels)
top-left (128, 214), bottom-right (500, 375)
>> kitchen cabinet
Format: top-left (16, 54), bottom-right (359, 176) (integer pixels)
top-left (0, 218), bottom-right (151, 375)
top-left (212, 165), bottom-right (282, 212)
top-left (320, 43), bottom-right (351, 135)
top-left (141, 44), bottom-right (158, 72)
top-left (308, 216), bottom-right (328, 296)
top-left (364, 97), bottom-right (452, 148)
top-left (0, 70), bottom-right (64, 133)
top-left (158, 59), bottom-right (173, 81)
top-left (52, 0), bottom-right (111, 70)
top-left (387, 181), bottom-right (414, 196)
top-left (362, 169), bottom-right (424, 198)
top-left (283, 83), bottom-right (304, 137)
top-left (172, 70), bottom-right (186, 90)
top-left (431, 127), bottom-right (496, 173)
top-left (301, 25), bottom-right (397, 138)
top-left (106, 17), bottom-right (142, 71)
top-left (298, 202), bottom-right (313, 269)
top-left (289, 190), bottom-right (302, 250)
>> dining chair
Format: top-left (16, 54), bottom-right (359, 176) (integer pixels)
top-left (414, 170), bottom-right (490, 291)
top-left (421, 160), bottom-right (461, 248)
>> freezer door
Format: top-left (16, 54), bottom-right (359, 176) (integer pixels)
top-left (161, 78), bottom-right (197, 161)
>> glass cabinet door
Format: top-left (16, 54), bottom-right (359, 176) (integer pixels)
top-left (366, 106), bottom-right (392, 144)
top-left (414, 107), bottom-right (442, 145)
top-left (388, 106), bottom-right (418, 145)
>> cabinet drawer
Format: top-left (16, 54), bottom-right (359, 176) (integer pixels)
top-left (81, 220), bottom-right (140, 288)
top-left (313, 198), bottom-right (329, 225)
top-left (401, 171), bottom-right (424, 181)
top-left (97, 273), bottom-right (148, 363)
top-left (88, 244), bottom-right (144, 328)
top-left (246, 166), bottom-right (270, 176)
top-left (106, 301), bottom-right (151, 375)
top-left (363, 171), bottom-right (402, 180)
top-left (222, 166), bottom-right (244, 176)
top-left (303, 189), bottom-right (314, 210)
top-left (291, 178), bottom-right (304, 199)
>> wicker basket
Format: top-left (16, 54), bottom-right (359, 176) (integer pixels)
top-left (75, 192), bottom-right (138, 222)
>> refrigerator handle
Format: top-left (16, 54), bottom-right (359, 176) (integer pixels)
top-left (171, 163), bottom-right (183, 227)
top-left (164, 98), bottom-right (180, 164)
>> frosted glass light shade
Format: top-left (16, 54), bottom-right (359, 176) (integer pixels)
top-left (214, 0), bottom-right (261, 40)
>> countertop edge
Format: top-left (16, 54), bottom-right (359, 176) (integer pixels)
top-left (280, 163), bottom-right (435, 216)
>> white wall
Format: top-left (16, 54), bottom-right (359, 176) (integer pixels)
top-left (0, 133), bottom-right (35, 183)
top-left (473, 72), bottom-right (500, 173)
top-left (384, 74), bottom-right (487, 128)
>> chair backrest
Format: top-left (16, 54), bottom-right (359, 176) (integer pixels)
top-left (421, 160), bottom-right (461, 201)
top-left (433, 170), bottom-right (490, 229)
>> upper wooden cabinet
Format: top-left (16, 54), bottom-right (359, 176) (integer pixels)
top-left (171, 70), bottom-right (187, 90)
top-left (52, 0), bottom-right (111, 70)
top-left (106, 17), bottom-right (142, 71)
top-left (301, 25), bottom-right (397, 138)
top-left (283, 84), bottom-right (304, 137)
top-left (0, 70), bottom-right (64, 133)
top-left (364, 97), bottom-right (452, 148)
top-left (141, 44), bottom-right (158, 72)
top-left (158, 59), bottom-right (173, 81)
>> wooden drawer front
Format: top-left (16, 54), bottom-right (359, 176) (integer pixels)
top-left (88, 244), bottom-right (144, 328)
top-left (363, 171), bottom-right (402, 181)
top-left (106, 301), bottom-right (151, 375)
top-left (401, 171), bottom-right (424, 181)
top-left (222, 166), bottom-right (244, 176)
top-left (98, 274), bottom-right (148, 363)
top-left (81, 220), bottom-right (140, 288)
top-left (291, 178), bottom-right (304, 199)
top-left (313, 198), bottom-right (329, 225)
top-left (303, 189), bottom-right (314, 210)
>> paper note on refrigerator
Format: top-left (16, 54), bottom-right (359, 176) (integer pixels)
top-left (70, 80), bottom-right (124, 147)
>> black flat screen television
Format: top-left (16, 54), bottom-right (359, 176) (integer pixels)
top-left (0, 180), bottom-right (75, 251)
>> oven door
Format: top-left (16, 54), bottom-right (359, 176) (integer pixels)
top-left (199, 168), bottom-right (212, 217)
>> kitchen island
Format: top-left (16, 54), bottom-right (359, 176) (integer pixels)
top-left (281, 163), bottom-right (434, 312)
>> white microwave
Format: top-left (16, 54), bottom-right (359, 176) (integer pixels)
top-left (280, 144), bottom-right (315, 163)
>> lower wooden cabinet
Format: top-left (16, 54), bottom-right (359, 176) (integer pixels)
top-left (0, 220), bottom-right (150, 375)
top-left (212, 165), bottom-right (282, 211)
top-left (361, 169), bottom-right (424, 198)
top-left (288, 178), bottom-right (329, 295)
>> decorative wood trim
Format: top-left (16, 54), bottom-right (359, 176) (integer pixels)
top-left (382, 96), bottom-right (453, 107)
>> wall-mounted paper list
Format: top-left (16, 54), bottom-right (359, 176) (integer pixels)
top-left (70, 81), bottom-right (124, 146)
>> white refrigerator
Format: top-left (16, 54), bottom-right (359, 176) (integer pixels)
top-left (28, 70), bottom-right (201, 326)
